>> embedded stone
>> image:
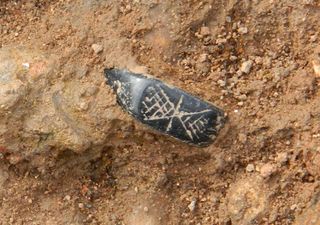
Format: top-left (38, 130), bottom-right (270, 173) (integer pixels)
top-left (104, 68), bottom-right (226, 146)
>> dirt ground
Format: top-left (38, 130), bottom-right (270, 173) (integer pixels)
top-left (1, 0), bottom-right (320, 224)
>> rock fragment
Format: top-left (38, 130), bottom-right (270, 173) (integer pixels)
top-left (188, 199), bottom-right (197, 212)
top-left (238, 133), bottom-right (247, 144)
top-left (200, 26), bottom-right (211, 36)
top-left (246, 164), bottom-right (255, 172)
top-left (78, 203), bottom-right (84, 209)
top-left (238, 26), bottom-right (248, 34)
top-left (240, 60), bottom-right (253, 74)
top-left (63, 195), bottom-right (71, 201)
top-left (260, 163), bottom-right (277, 178)
top-left (275, 152), bottom-right (289, 165)
top-left (91, 43), bottom-right (103, 54)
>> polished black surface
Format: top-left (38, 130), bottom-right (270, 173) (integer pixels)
top-left (104, 68), bottom-right (226, 146)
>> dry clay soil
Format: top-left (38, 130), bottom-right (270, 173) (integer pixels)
top-left (1, 0), bottom-right (320, 225)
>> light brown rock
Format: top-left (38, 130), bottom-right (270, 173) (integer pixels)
top-left (240, 60), bottom-right (253, 74)
top-left (260, 163), bottom-right (277, 178)
top-left (0, 47), bottom-right (129, 168)
top-left (222, 176), bottom-right (269, 225)
top-left (200, 26), bottom-right (211, 36)
top-left (91, 43), bottom-right (103, 54)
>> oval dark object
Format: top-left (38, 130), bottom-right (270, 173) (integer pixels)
top-left (104, 68), bottom-right (226, 146)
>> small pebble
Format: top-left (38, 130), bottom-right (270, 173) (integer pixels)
top-left (216, 38), bottom-right (227, 44)
top-left (254, 56), bottom-right (263, 65)
top-left (238, 133), bottom-right (247, 144)
top-left (260, 163), bottom-right (277, 178)
top-left (200, 26), bottom-right (211, 36)
top-left (143, 206), bottom-right (149, 212)
top-left (237, 94), bottom-right (247, 101)
top-left (237, 101), bottom-right (244, 106)
top-left (217, 79), bottom-right (226, 87)
top-left (263, 57), bottom-right (272, 68)
top-left (310, 34), bottom-right (317, 42)
top-left (22, 62), bottom-right (30, 69)
top-left (64, 195), bottom-right (71, 201)
top-left (230, 55), bottom-right (238, 61)
top-left (246, 164), bottom-right (255, 172)
top-left (275, 152), bottom-right (289, 165)
top-left (240, 60), bottom-right (253, 74)
top-left (91, 44), bottom-right (103, 54)
top-left (79, 102), bottom-right (89, 111)
top-left (85, 203), bottom-right (92, 209)
top-left (290, 204), bottom-right (297, 211)
top-left (238, 26), bottom-right (248, 34)
top-left (188, 199), bottom-right (197, 212)
top-left (78, 203), bottom-right (84, 209)
top-left (198, 53), bottom-right (208, 63)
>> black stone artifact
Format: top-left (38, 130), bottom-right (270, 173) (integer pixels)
top-left (104, 68), bottom-right (226, 146)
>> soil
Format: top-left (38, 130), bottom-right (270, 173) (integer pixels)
top-left (1, 0), bottom-right (320, 225)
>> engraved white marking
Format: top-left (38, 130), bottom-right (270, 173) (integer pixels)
top-left (142, 86), bottom-right (212, 140)
top-left (114, 80), bottom-right (132, 109)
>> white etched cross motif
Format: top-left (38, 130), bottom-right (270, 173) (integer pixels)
top-left (141, 86), bottom-right (212, 140)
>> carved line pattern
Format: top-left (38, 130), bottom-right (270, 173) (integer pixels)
top-left (114, 80), bottom-right (132, 109)
top-left (141, 86), bottom-right (212, 140)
